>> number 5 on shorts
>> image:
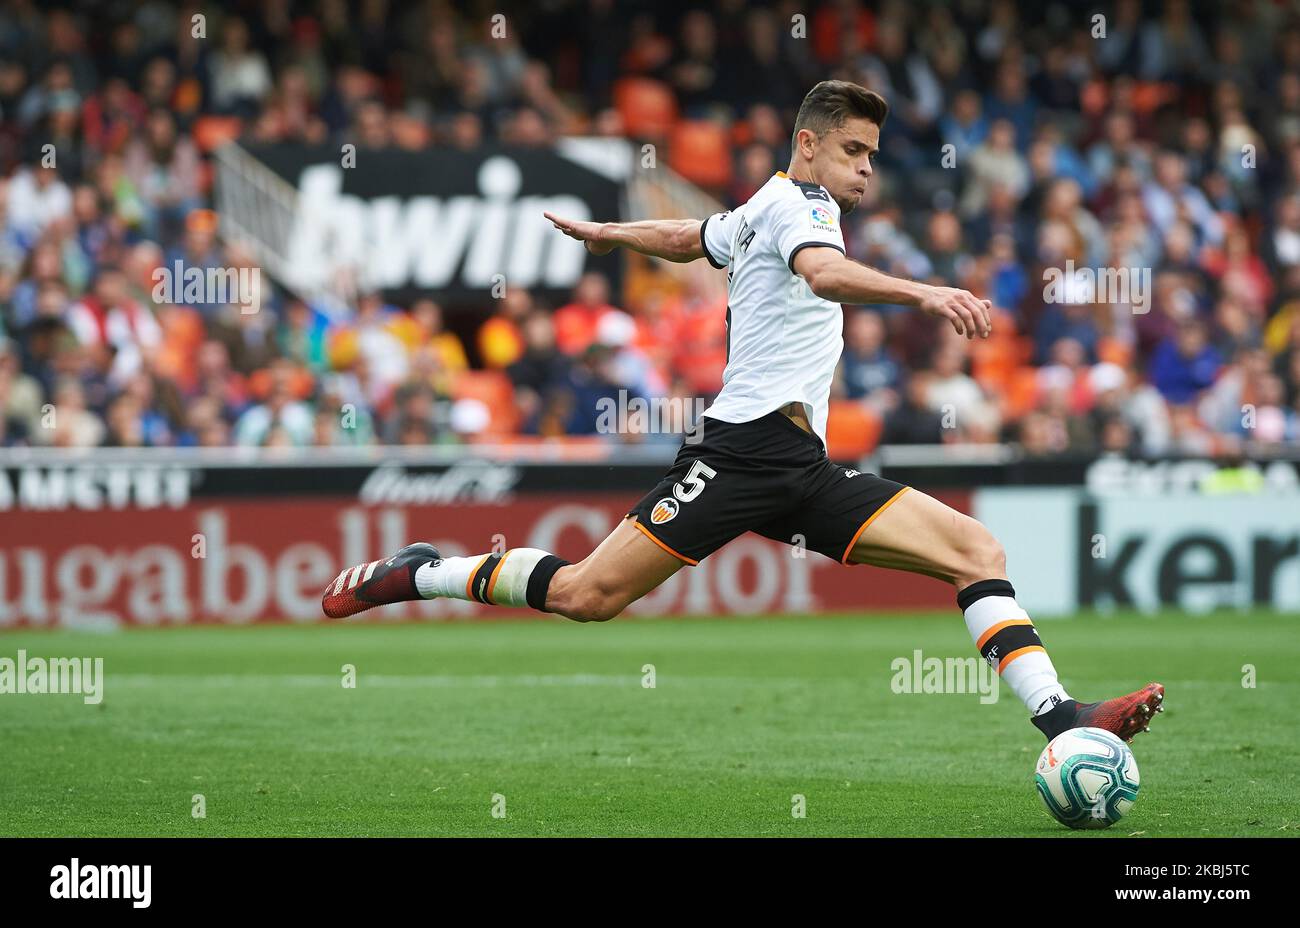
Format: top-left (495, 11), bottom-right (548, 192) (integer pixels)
top-left (673, 461), bottom-right (717, 502)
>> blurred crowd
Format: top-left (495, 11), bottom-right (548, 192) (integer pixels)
top-left (2, 0), bottom-right (1300, 455)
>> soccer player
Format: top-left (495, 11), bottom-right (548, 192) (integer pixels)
top-left (323, 81), bottom-right (1163, 743)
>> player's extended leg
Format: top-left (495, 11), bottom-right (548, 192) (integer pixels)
top-left (322, 517), bottom-right (682, 623)
top-left (847, 488), bottom-right (1164, 742)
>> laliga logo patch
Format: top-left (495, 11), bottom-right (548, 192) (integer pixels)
top-left (651, 498), bottom-right (680, 524)
top-left (810, 205), bottom-right (835, 230)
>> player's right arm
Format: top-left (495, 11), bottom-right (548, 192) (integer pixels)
top-left (544, 212), bottom-right (707, 263)
top-left (794, 246), bottom-right (992, 339)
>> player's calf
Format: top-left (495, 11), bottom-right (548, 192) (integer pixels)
top-left (946, 515), bottom-right (1008, 591)
top-left (543, 563), bottom-right (636, 622)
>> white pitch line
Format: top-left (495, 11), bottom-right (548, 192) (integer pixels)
top-left (105, 673), bottom-right (818, 689)
top-left (109, 673), bottom-right (632, 688)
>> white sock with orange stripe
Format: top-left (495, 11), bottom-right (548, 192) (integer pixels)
top-left (414, 548), bottom-right (568, 611)
top-left (958, 579), bottom-right (1068, 716)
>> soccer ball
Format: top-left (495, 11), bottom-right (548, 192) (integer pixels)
top-left (1034, 727), bottom-right (1140, 829)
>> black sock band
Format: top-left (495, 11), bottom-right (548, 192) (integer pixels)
top-left (525, 555), bottom-right (570, 612)
top-left (469, 553), bottom-right (502, 604)
top-left (956, 578), bottom-right (1016, 612)
top-left (1031, 699), bottom-right (1081, 740)
top-left (979, 622), bottom-right (1042, 670)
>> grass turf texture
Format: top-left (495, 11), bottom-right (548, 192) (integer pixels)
top-left (1, 610), bottom-right (1296, 837)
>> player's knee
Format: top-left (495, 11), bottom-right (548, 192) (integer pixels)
top-left (953, 515), bottom-right (1006, 584)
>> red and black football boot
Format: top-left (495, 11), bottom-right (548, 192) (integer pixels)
top-left (322, 543), bottom-right (440, 619)
top-left (1031, 683), bottom-right (1165, 742)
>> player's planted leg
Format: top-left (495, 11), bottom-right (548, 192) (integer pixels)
top-left (848, 488), bottom-right (1165, 743)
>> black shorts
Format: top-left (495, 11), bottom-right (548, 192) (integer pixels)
top-left (627, 410), bottom-right (911, 565)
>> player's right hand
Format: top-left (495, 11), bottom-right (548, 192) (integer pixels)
top-left (544, 211), bottom-right (615, 255)
top-left (918, 286), bottom-right (992, 339)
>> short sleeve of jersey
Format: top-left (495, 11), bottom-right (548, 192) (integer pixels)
top-left (700, 210), bottom-right (736, 269)
top-left (769, 188), bottom-right (846, 273)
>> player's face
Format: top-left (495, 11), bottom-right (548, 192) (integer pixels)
top-left (813, 118), bottom-right (879, 214)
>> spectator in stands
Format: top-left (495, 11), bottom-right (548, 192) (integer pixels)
top-left (124, 108), bottom-right (201, 243)
top-left (882, 374), bottom-right (944, 445)
top-left (1139, 0), bottom-right (1212, 82)
top-left (208, 18), bottom-right (273, 117)
top-left (838, 308), bottom-right (903, 410)
top-left (232, 358), bottom-right (313, 446)
top-left (960, 119), bottom-right (1028, 218)
top-left (6, 165), bottom-right (71, 248)
top-left (478, 287), bottom-right (531, 370)
top-left (940, 89), bottom-right (987, 155)
top-left (925, 341), bottom-right (1000, 442)
top-left (82, 77), bottom-right (146, 159)
top-left (1142, 150), bottom-right (1225, 250)
top-left (553, 272), bottom-right (619, 357)
top-left (508, 310), bottom-right (571, 434)
top-left (278, 297), bottom-right (329, 373)
top-left (42, 377), bottom-right (103, 447)
top-left (853, 15), bottom-right (943, 164)
top-left (0, 336), bottom-right (41, 440)
top-left (66, 267), bottom-right (162, 386)
top-left (382, 379), bottom-right (443, 446)
top-left (1150, 317), bottom-right (1224, 404)
top-left (666, 11), bottom-right (723, 117)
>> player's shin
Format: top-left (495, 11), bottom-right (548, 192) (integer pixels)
top-left (415, 548), bottom-right (570, 611)
top-left (957, 579), bottom-right (1070, 716)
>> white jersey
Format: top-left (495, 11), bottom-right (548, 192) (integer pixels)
top-left (699, 172), bottom-right (847, 445)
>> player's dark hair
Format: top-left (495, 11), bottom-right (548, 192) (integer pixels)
top-left (792, 80), bottom-right (889, 146)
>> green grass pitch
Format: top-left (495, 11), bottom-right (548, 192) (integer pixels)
top-left (1, 610), bottom-right (1297, 836)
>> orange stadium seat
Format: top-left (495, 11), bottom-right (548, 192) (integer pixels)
top-left (192, 115), bottom-right (243, 153)
top-left (669, 121), bottom-right (732, 189)
top-left (1002, 366), bottom-right (1042, 420)
top-left (971, 335), bottom-right (1019, 393)
top-left (825, 400), bottom-right (883, 460)
top-left (613, 77), bottom-right (678, 139)
top-left (1097, 337), bottom-right (1134, 368)
top-left (452, 369), bottom-right (519, 436)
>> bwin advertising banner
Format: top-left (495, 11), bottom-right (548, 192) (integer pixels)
top-left (242, 144), bottom-right (625, 304)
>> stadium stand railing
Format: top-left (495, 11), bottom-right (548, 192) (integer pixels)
top-left (213, 141), bottom-right (355, 318)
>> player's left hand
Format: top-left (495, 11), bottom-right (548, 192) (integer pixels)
top-left (918, 286), bottom-right (993, 339)
top-left (544, 211), bottom-right (615, 255)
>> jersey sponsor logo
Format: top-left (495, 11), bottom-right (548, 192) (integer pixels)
top-left (809, 205), bottom-right (835, 230)
top-left (651, 497), bottom-right (680, 524)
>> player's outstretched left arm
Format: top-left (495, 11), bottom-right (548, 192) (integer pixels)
top-left (544, 212), bottom-right (705, 263)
